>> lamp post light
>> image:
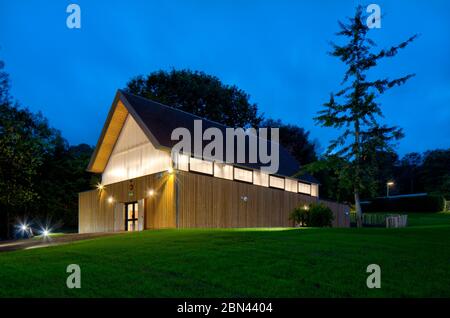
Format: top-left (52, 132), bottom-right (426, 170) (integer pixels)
top-left (386, 181), bottom-right (394, 197)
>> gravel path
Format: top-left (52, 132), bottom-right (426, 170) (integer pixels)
top-left (0, 232), bottom-right (120, 252)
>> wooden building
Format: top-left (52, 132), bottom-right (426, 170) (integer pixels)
top-left (79, 90), bottom-right (350, 233)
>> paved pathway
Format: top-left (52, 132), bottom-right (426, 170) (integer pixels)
top-left (0, 232), bottom-right (118, 252)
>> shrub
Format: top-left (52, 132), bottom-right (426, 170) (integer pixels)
top-left (308, 202), bottom-right (334, 227)
top-left (361, 194), bottom-right (445, 213)
top-left (290, 203), bottom-right (334, 227)
top-left (289, 206), bottom-right (309, 227)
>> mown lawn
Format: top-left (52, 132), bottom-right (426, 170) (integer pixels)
top-left (0, 213), bottom-right (449, 298)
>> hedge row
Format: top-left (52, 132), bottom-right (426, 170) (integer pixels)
top-left (361, 194), bottom-right (445, 213)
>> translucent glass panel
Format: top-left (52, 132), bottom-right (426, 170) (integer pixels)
top-left (234, 167), bottom-right (253, 183)
top-left (285, 178), bottom-right (298, 193)
top-left (311, 184), bottom-right (319, 197)
top-left (174, 153), bottom-right (189, 171)
top-left (269, 175), bottom-right (285, 189)
top-left (298, 182), bottom-right (311, 195)
top-left (189, 157), bottom-right (213, 175)
top-left (102, 115), bottom-right (171, 185)
top-left (253, 170), bottom-right (269, 187)
top-left (214, 162), bottom-right (233, 180)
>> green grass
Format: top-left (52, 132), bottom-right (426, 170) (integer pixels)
top-left (0, 213), bottom-right (449, 298)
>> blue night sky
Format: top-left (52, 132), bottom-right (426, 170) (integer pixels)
top-left (1, 0), bottom-right (449, 156)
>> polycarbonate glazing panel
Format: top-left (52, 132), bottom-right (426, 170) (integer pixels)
top-left (298, 182), bottom-right (311, 195)
top-left (233, 167), bottom-right (253, 183)
top-left (253, 170), bottom-right (269, 187)
top-left (189, 157), bottom-right (213, 175)
top-left (214, 162), bottom-right (233, 180)
top-left (311, 184), bottom-right (319, 197)
top-left (269, 175), bottom-right (285, 189)
top-left (102, 115), bottom-right (171, 185)
top-left (285, 178), bottom-right (298, 192)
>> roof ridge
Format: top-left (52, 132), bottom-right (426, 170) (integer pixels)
top-left (119, 89), bottom-right (285, 147)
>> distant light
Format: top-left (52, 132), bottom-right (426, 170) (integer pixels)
top-left (303, 204), bottom-right (309, 210)
top-left (108, 196), bottom-right (114, 203)
top-left (97, 183), bottom-right (104, 190)
top-left (21, 224), bottom-right (28, 231)
top-left (43, 229), bottom-right (50, 237)
top-left (148, 189), bottom-right (155, 196)
top-left (387, 181), bottom-right (394, 186)
top-left (167, 167), bottom-right (174, 174)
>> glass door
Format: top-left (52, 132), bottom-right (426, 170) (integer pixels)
top-left (125, 202), bottom-right (139, 231)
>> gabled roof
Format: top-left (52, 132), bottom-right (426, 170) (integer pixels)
top-left (87, 90), bottom-right (318, 183)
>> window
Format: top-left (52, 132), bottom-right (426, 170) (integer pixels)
top-left (298, 182), bottom-right (311, 195)
top-left (214, 162), bottom-right (233, 180)
top-left (285, 178), bottom-right (298, 193)
top-left (189, 157), bottom-right (213, 175)
top-left (174, 153), bottom-right (189, 171)
top-left (269, 175), bottom-right (285, 189)
top-left (311, 184), bottom-right (319, 197)
top-left (234, 167), bottom-right (253, 183)
top-left (253, 170), bottom-right (269, 187)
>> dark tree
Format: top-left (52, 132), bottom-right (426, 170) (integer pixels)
top-left (420, 149), bottom-right (450, 199)
top-left (126, 69), bottom-right (263, 128)
top-left (314, 6), bottom-right (417, 225)
top-left (396, 152), bottom-right (423, 194)
top-left (261, 118), bottom-right (317, 165)
top-left (0, 59), bottom-right (96, 239)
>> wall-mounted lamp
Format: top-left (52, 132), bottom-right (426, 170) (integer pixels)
top-left (107, 196), bottom-right (114, 204)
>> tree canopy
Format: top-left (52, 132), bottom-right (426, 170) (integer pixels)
top-left (126, 69), bottom-right (263, 128)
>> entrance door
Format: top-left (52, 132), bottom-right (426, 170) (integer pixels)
top-left (125, 202), bottom-right (139, 231)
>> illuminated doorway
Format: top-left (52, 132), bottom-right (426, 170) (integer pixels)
top-left (125, 202), bottom-right (139, 231)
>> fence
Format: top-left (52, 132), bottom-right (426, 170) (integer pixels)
top-left (350, 213), bottom-right (408, 228)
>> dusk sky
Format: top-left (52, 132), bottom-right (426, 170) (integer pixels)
top-left (1, 0), bottom-right (449, 156)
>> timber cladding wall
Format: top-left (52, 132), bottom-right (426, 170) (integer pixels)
top-left (78, 172), bottom-right (176, 233)
top-left (176, 171), bottom-right (350, 228)
top-left (79, 170), bottom-right (350, 233)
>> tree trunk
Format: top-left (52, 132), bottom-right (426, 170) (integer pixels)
top-left (5, 209), bottom-right (10, 239)
top-left (353, 117), bottom-right (362, 228)
top-left (354, 190), bottom-right (362, 227)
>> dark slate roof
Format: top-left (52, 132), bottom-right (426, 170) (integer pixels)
top-left (120, 90), bottom-right (319, 184)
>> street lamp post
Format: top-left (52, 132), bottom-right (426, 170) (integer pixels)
top-left (386, 181), bottom-right (394, 197)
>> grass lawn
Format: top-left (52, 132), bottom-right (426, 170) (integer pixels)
top-left (0, 213), bottom-right (449, 298)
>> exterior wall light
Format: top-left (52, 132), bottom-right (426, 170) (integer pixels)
top-left (108, 196), bottom-right (114, 204)
top-left (148, 189), bottom-right (155, 197)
